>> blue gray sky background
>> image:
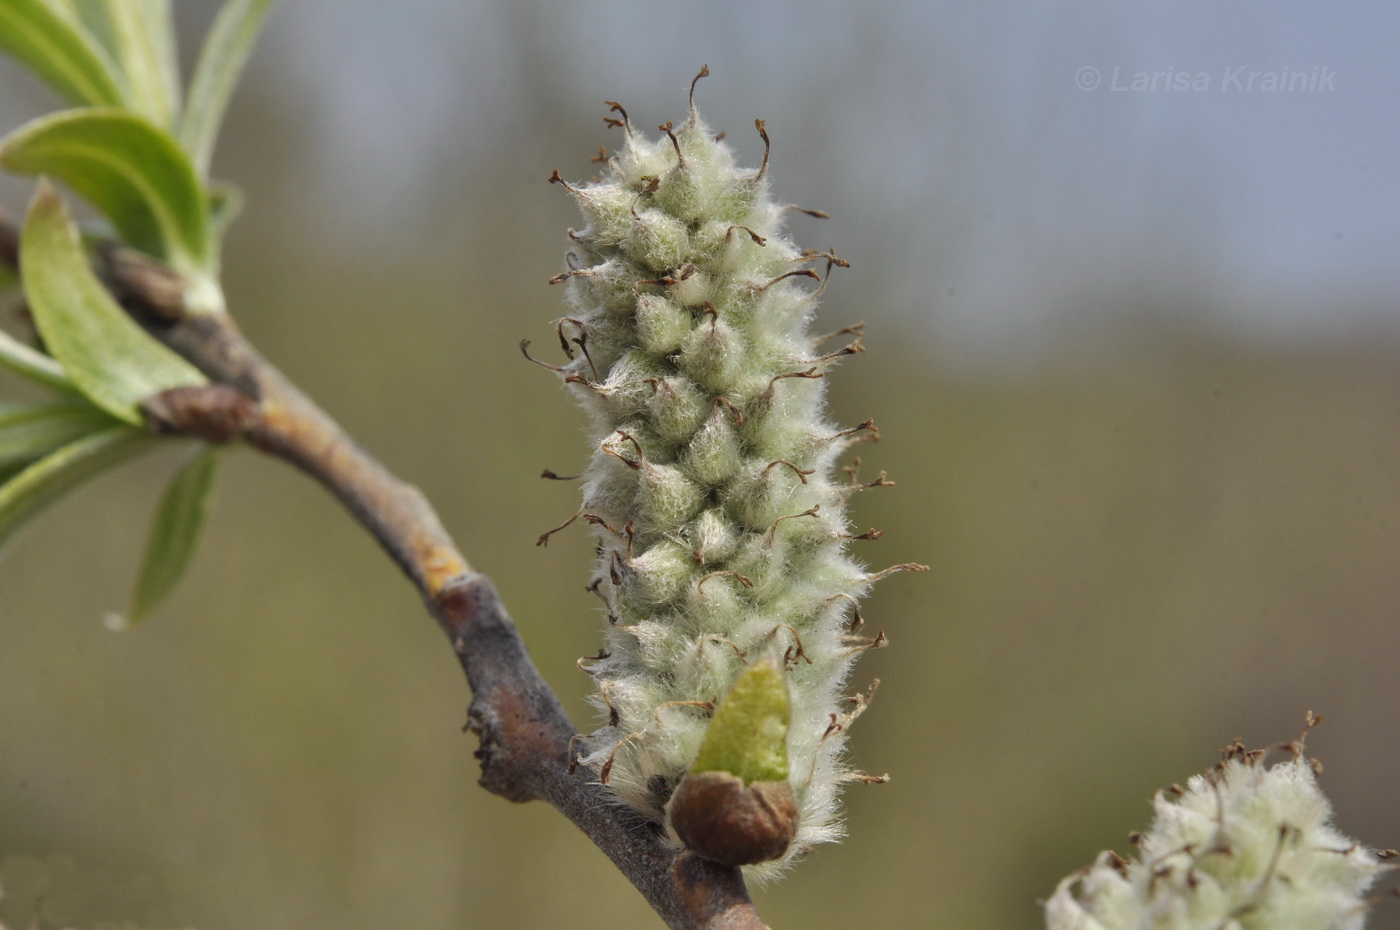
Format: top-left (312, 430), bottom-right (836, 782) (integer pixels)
top-left (193, 0), bottom-right (1400, 360)
top-left (3, 0), bottom-right (1394, 366)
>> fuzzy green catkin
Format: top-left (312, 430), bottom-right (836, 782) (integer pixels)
top-left (543, 92), bottom-right (900, 868)
top-left (1046, 737), bottom-right (1390, 930)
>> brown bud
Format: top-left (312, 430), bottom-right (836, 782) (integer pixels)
top-left (666, 770), bottom-right (798, 866)
top-left (142, 385), bottom-right (257, 442)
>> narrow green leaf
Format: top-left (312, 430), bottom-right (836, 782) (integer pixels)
top-left (0, 399), bottom-right (115, 467)
top-left (140, 0), bottom-right (181, 115)
top-left (19, 181), bottom-right (206, 424)
top-left (0, 325), bottom-right (74, 390)
top-left (45, 0), bottom-right (178, 124)
top-left (180, 0), bottom-right (274, 178)
top-left (1, 108), bottom-right (209, 268)
top-left (0, 423), bottom-right (156, 552)
top-left (0, 0), bottom-right (125, 109)
top-left (91, 0), bottom-right (179, 127)
top-left (127, 444), bottom-right (219, 624)
top-left (67, 0), bottom-right (116, 50)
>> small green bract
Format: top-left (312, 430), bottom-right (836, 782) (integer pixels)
top-left (690, 657), bottom-right (790, 786)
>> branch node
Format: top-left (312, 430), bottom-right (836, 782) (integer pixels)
top-left (141, 384), bottom-right (257, 442)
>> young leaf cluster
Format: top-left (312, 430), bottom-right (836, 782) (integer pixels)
top-left (0, 0), bottom-right (271, 622)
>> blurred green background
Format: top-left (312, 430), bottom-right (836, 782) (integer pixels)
top-left (2, 1), bottom-right (1398, 928)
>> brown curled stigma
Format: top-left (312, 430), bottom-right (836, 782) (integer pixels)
top-left (603, 100), bottom-right (631, 133)
top-left (689, 64), bottom-right (710, 109)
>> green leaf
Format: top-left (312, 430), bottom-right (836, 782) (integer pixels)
top-left (0, 324), bottom-right (74, 390)
top-left (19, 181), bottom-right (206, 424)
top-left (141, 0), bottom-right (181, 112)
top-left (691, 657), bottom-right (791, 785)
top-left (66, 0), bottom-right (115, 50)
top-left (90, 0), bottom-right (180, 127)
top-left (126, 444), bottom-right (219, 625)
top-left (0, 398), bottom-right (116, 467)
top-left (1, 108), bottom-right (209, 269)
top-left (180, 0), bottom-right (274, 178)
top-left (0, 422), bottom-right (156, 552)
top-left (0, 0), bottom-right (125, 109)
